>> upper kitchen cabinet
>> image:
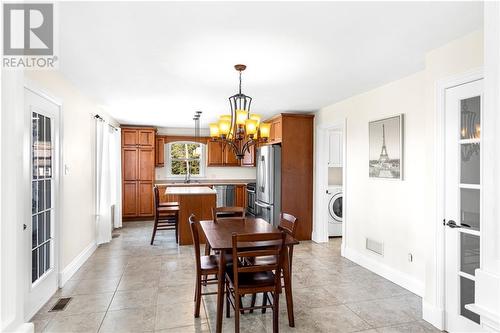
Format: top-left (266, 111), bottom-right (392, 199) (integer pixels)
top-left (138, 129), bottom-right (155, 147)
top-left (206, 139), bottom-right (242, 166)
top-left (122, 128), bottom-right (139, 146)
top-left (122, 127), bottom-right (155, 147)
top-left (268, 115), bottom-right (283, 144)
top-left (121, 126), bottom-right (156, 219)
top-left (207, 140), bottom-right (224, 166)
top-left (328, 130), bottom-right (343, 167)
top-left (241, 144), bottom-right (256, 167)
top-left (223, 144), bottom-right (240, 166)
top-left (155, 136), bottom-right (165, 167)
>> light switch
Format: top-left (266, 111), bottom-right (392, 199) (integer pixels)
top-left (64, 164), bottom-right (70, 175)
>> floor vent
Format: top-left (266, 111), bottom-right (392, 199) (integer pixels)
top-left (366, 238), bottom-right (384, 256)
top-left (50, 297), bottom-right (72, 312)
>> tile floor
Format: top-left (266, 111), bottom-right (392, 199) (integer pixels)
top-left (31, 221), bottom-right (440, 333)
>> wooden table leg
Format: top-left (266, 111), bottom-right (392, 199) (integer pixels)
top-left (282, 247), bottom-right (295, 327)
top-left (215, 250), bottom-right (225, 333)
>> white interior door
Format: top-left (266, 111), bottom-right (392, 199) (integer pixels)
top-left (444, 79), bottom-right (485, 332)
top-left (24, 88), bottom-right (60, 320)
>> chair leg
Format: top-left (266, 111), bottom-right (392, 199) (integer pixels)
top-left (150, 216), bottom-right (158, 245)
top-left (249, 293), bottom-right (257, 313)
top-left (204, 242), bottom-right (211, 255)
top-left (194, 274), bottom-right (201, 318)
top-left (226, 285), bottom-right (230, 318)
top-left (235, 293), bottom-right (240, 333)
top-left (239, 296), bottom-right (245, 314)
top-left (273, 292), bottom-right (279, 333)
top-left (262, 292), bottom-right (268, 313)
top-left (175, 213), bottom-right (179, 244)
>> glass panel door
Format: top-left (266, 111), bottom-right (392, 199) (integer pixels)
top-left (444, 79), bottom-right (484, 332)
top-left (31, 112), bottom-right (54, 283)
top-left (457, 95), bottom-right (481, 324)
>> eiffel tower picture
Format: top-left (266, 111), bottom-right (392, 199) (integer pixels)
top-left (369, 115), bottom-right (403, 179)
top-left (378, 124), bottom-right (389, 162)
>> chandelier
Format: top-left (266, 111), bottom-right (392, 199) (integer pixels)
top-left (209, 64), bottom-right (270, 159)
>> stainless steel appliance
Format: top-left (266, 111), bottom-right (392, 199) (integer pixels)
top-left (214, 185), bottom-right (235, 207)
top-left (245, 182), bottom-right (256, 216)
top-left (256, 145), bottom-right (281, 227)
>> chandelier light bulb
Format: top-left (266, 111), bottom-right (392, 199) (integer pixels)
top-left (236, 109), bottom-right (248, 125)
top-left (259, 123), bottom-right (271, 139)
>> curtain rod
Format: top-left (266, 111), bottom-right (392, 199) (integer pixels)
top-left (94, 114), bottom-right (119, 131)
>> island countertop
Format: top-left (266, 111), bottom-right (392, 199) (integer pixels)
top-left (165, 186), bottom-right (216, 195)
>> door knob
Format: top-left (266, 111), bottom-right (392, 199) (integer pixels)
top-left (445, 220), bottom-right (470, 229)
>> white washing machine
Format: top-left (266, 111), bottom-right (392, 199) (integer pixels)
top-left (327, 186), bottom-right (343, 237)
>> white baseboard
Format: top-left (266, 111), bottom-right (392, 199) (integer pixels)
top-left (4, 322), bottom-right (34, 333)
top-left (422, 301), bottom-right (444, 330)
top-left (311, 231), bottom-right (328, 243)
top-left (343, 246), bottom-right (424, 296)
top-left (58, 242), bottom-right (97, 287)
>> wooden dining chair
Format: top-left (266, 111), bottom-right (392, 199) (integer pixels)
top-left (206, 206), bottom-right (246, 256)
top-left (212, 206), bottom-right (246, 221)
top-left (155, 185), bottom-right (179, 207)
top-left (249, 212), bottom-right (298, 313)
top-left (225, 232), bottom-right (286, 333)
top-left (150, 186), bottom-right (179, 245)
top-left (188, 214), bottom-right (219, 318)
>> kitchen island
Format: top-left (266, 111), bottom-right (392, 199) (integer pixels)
top-left (165, 186), bottom-right (216, 245)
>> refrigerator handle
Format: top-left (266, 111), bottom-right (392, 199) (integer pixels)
top-left (259, 157), bottom-right (266, 193)
top-left (255, 201), bottom-right (271, 209)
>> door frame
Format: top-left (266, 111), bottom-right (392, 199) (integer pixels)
top-left (313, 119), bottom-right (347, 252)
top-left (434, 67), bottom-right (483, 330)
top-left (23, 80), bottom-right (63, 320)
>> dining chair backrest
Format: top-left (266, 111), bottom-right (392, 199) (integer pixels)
top-left (153, 185), bottom-right (160, 210)
top-left (188, 214), bottom-right (201, 271)
top-left (212, 206), bottom-right (245, 221)
top-left (278, 212), bottom-right (298, 238)
top-left (231, 232), bottom-right (286, 289)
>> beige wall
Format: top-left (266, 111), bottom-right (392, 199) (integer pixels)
top-left (26, 70), bottom-right (117, 270)
top-left (315, 30), bottom-right (483, 309)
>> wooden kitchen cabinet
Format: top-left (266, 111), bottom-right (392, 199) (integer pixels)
top-left (121, 126), bottom-right (156, 220)
top-left (268, 116), bottom-right (283, 144)
top-left (138, 130), bottom-right (155, 147)
top-left (138, 181), bottom-right (154, 216)
top-left (155, 136), bottom-right (165, 167)
top-left (207, 140), bottom-right (223, 166)
top-left (235, 185), bottom-right (247, 208)
top-left (122, 181), bottom-right (138, 217)
top-left (223, 144), bottom-right (240, 166)
top-left (123, 148), bottom-right (138, 181)
top-left (241, 144), bottom-right (256, 167)
top-left (138, 148), bottom-right (155, 181)
top-left (207, 140), bottom-right (240, 166)
top-left (263, 113), bottom-right (314, 241)
top-left (122, 129), bottom-right (139, 147)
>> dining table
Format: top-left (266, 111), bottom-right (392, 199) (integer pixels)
top-left (199, 217), bottom-right (299, 333)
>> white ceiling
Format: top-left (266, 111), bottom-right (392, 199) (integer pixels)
top-left (59, 1), bottom-right (483, 128)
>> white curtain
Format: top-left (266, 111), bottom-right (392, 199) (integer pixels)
top-left (110, 128), bottom-right (122, 228)
top-left (95, 119), bottom-right (112, 244)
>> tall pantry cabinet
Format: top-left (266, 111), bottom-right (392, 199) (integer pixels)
top-left (121, 127), bottom-right (156, 219)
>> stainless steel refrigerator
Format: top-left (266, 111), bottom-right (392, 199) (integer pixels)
top-left (255, 145), bottom-right (281, 227)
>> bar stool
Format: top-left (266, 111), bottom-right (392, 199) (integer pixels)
top-left (151, 186), bottom-right (179, 245)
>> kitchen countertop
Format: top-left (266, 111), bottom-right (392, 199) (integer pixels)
top-left (165, 186), bottom-right (216, 195)
top-left (155, 179), bottom-right (255, 186)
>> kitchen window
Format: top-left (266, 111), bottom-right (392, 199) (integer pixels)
top-left (166, 141), bottom-right (205, 178)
